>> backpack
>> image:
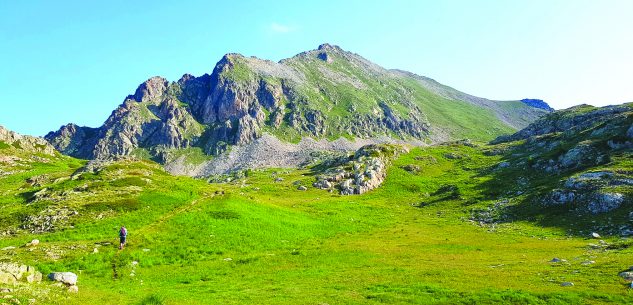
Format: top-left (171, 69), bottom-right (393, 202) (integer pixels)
top-left (120, 227), bottom-right (127, 237)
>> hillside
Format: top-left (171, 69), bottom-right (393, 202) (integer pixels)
top-left (45, 44), bottom-right (550, 175)
top-left (2, 105), bottom-right (633, 304)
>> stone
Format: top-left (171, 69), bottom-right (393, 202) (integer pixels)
top-left (92, 248), bottom-right (99, 253)
top-left (0, 247), bottom-right (15, 251)
top-left (68, 285), bottom-right (79, 293)
top-left (0, 288), bottom-right (11, 293)
top-left (223, 258), bottom-right (232, 262)
top-left (550, 258), bottom-right (562, 263)
top-left (619, 271), bottom-right (633, 281)
top-left (591, 232), bottom-right (600, 239)
top-left (26, 239), bottom-right (39, 247)
top-left (48, 272), bottom-right (78, 285)
top-left (297, 185), bottom-right (307, 191)
top-left (560, 282), bottom-right (574, 287)
top-left (497, 161), bottom-right (510, 169)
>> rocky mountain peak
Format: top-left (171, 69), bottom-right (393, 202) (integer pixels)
top-left (132, 76), bottom-right (169, 103)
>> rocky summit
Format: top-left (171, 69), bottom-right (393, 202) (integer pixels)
top-left (45, 44), bottom-right (551, 174)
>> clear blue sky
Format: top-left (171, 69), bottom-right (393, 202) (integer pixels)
top-left (1, 0), bottom-right (632, 136)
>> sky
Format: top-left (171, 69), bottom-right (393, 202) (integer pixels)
top-left (1, 0), bottom-right (632, 136)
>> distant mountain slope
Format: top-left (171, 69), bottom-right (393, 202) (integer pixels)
top-left (45, 44), bottom-right (551, 165)
top-left (0, 125), bottom-right (56, 156)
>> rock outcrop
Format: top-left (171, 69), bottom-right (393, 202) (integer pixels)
top-left (491, 103), bottom-right (632, 221)
top-left (0, 125), bottom-right (56, 155)
top-left (312, 144), bottom-right (405, 195)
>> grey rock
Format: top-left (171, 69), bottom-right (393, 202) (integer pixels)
top-left (48, 272), bottom-right (78, 286)
top-left (560, 282), bottom-right (574, 287)
top-left (619, 271), bottom-right (633, 281)
top-left (297, 185), bottom-right (307, 191)
top-left (587, 193), bottom-right (624, 214)
top-left (497, 161), bottom-right (510, 169)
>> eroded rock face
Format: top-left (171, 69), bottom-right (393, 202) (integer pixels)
top-left (43, 124), bottom-right (98, 158)
top-left (0, 263), bottom-right (42, 284)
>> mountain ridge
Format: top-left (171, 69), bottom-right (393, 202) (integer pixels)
top-left (45, 44), bottom-right (551, 173)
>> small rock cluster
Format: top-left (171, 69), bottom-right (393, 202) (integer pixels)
top-left (469, 200), bottom-right (510, 226)
top-left (20, 207), bottom-right (79, 233)
top-left (0, 263), bottom-right (42, 285)
top-left (544, 171), bottom-right (629, 214)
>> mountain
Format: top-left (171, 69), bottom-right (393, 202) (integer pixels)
top-left (45, 44), bottom-right (551, 173)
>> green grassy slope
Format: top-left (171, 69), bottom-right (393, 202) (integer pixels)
top-left (1, 139), bottom-right (631, 304)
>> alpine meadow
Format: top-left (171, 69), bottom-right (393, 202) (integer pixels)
top-left (1, 2), bottom-right (633, 304)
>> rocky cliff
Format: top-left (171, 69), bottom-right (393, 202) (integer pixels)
top-left (45, 44), bottom-right (551, 171)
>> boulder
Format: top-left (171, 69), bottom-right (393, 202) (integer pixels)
top-left (297, 185), bottom-right (307, 191)
top-left (48, 272), bottom-right (78, 286)
top-left (68, 285), bottom-right (79, 293)
top-left (619, 271), bottom-right (633, 281)
top-left (591, 232), bottom-right (601, 239)
top-left (560, 282), bottom-right (574, 287)
top-left (587, 193), bottom-right (624, 214)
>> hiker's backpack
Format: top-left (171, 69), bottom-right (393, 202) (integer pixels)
top-left (120, 227), bottom-right (127, 237)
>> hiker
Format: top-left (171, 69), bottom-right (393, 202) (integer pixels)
top-left (119, 226), bottom-right (127, 250)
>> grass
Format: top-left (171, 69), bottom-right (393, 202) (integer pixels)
top-left (1, 140), bottom-right (632, 304)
